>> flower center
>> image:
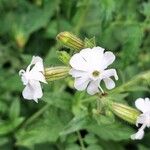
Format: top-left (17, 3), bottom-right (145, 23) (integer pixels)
top-left (92, 70), bottom-right (100, 77)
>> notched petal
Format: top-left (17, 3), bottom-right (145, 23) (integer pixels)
top-left (31, 56), bottom-right (43, 65)
top-left (74, 77), bottom-right (90, 91)
top-left (70, 53), bottom-right (89, 71)
top-left (102, 51), bottom-right (115, 69)
top-left (87, 80), bottom-right (100, 95)
top-left (103, 78), bottom-right (115, 90)
top-left (135, 98), bottom-right (149, 113)
top-left (102, 69), bottom-right (118, 80)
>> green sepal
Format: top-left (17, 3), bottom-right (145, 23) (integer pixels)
top-left (57, 51), bottom-right (71, 65)
top-left (84, 37), bottom-right (96, 48)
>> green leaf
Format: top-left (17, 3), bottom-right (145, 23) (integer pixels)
top-left (60, 115), bottom-right (89, 136)
top-left (86, 119), bottom-right (134, 141)
top-left (142, 2), bottom-right (150, 17)
top-left (66, 134), bottom-right (77, 144)
top-left (138, 144), bottom-right (149, 150)
top-left (65, 144), bottom-right (80, 150)
top-left (84, 134), bottom-right (98, 144)
top-left (93, 114), bottom-right (115, 125)
top-left (43, 91), bottom-right (72, 111)
top-left (9, 98), bottom-right (20, 119)
top-left (0, 74), bottom-right (22, 92)
top-left (0, 137), bottom-right (9, 146)
top-left (86, 144), bottom-right (103, 150)
top-left (0, 118), bottom-right (24, 135)
top-left (15, 107), bottom-right (69, 148)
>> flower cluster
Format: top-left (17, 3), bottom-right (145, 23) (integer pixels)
top-left (18, 32), bottom-right (149, 141)
top-left (19, 47), bottom-right (118, 101)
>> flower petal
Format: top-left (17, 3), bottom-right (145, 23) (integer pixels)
top-left (79, 48), bottom-right (94, 63)
top-left (80, 47), bottom-right (104, 70)
top-left (102, 51), bottom-right (115, 69)
top-left (22, 81), bottom-right (43, 102)
top-left (70, 53), bottom-right (89, 71)
top-left (80, 47), bottom-right (104, 60)
top-left (135, 98), bottom-right (150, 113)
top-left (87, 80), bottom-right (100, 95)
top-left (131, 129), bottom-right (144, 140)
top-left (69, 69), bottom-right (87, 78)
top-left (19, 69), bottom-right (25, 76)
top-left (31, 81), bottom-right (43, 102)
top-left (31, 56), bottom-right (43, 65)
top-left (74, 77), bottom-right (90, 91)
top-left (26, 56), bottom-right (44, 73)
top-left (145, 98), bottom-right (150, 108)
top-left (136, 115), bottom-right (146, 126)
top-left (102, 69), bottom-right (118, 80)
top-left (103, 78), bottom-right (115, 89)
top-left (31, 62), bottom-right (44, 73)
top-left (29, 71), bottom-right (47, 83)
top-left (22, 84), bottom-right (34, 100)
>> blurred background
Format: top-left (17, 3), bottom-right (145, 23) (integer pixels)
top-left (0, 0), bottom-right (150, 149)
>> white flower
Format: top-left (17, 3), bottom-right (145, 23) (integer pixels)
top-left (131, 97), bottom-right (150, 140)
top-left (19, 56), bottom-right (47, 103)
top-left (69, 47), bottom-right (118, 95)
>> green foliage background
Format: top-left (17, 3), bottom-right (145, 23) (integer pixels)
top-left (0, 0), bottom-right (150, 149)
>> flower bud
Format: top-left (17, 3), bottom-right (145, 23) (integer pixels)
top-left (57, 51), bottom-right (71, 65)
top-left (15, 31), bottom-right (27, 49)
top-left (56, 32), bottom-right (84, 51)
top-left (111, 102), bottom-right (140, 124)
top-left (44, 66), bottom-right (70, 81)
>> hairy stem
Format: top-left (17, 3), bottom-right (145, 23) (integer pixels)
top-left (77, 131), bottom-right (85, 150)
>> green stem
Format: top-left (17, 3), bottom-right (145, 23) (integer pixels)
top-left (22, 103), bottom-right (50, 128)
top-left (97, 99), bottom-right (101, 113)
top-left (82, 96), bottom-right (97, 103)
top-left (110, 70), bottom-right (150, 94)
top-left (77, 131), bottom-right (85, 150)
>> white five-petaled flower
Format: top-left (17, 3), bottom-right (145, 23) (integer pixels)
top-left (19, 56), bottom-right (47, 103)
top-left (69, 47), bottom-right (118, 95)
top-left (131, 97), bottom-right (150, 140)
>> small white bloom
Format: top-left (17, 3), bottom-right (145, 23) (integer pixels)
top-left (19, 56), bottom-right (47, 103)
top-left (131, 97), bottom-right (150, 140)
top-left (69, 47), bottom-right (118, 95)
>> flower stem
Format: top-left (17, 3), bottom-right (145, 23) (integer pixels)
top-left (98, 85), bottom-right (104, 94)
top-left (97, 99), bottom-right (101, 113)
top-left (77, 131), bottom-right (85, 150)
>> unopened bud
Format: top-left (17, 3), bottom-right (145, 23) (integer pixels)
top-left (15, 31), bottom-right (27, 49)
top-left (111, 102), bottom-right (140, 124)
top-left (56, 32), bottom-right (84, 51)
top-left (57, 51), bottom-right (71, 65)
top-left (44, 66), bottom-right (70, 81)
